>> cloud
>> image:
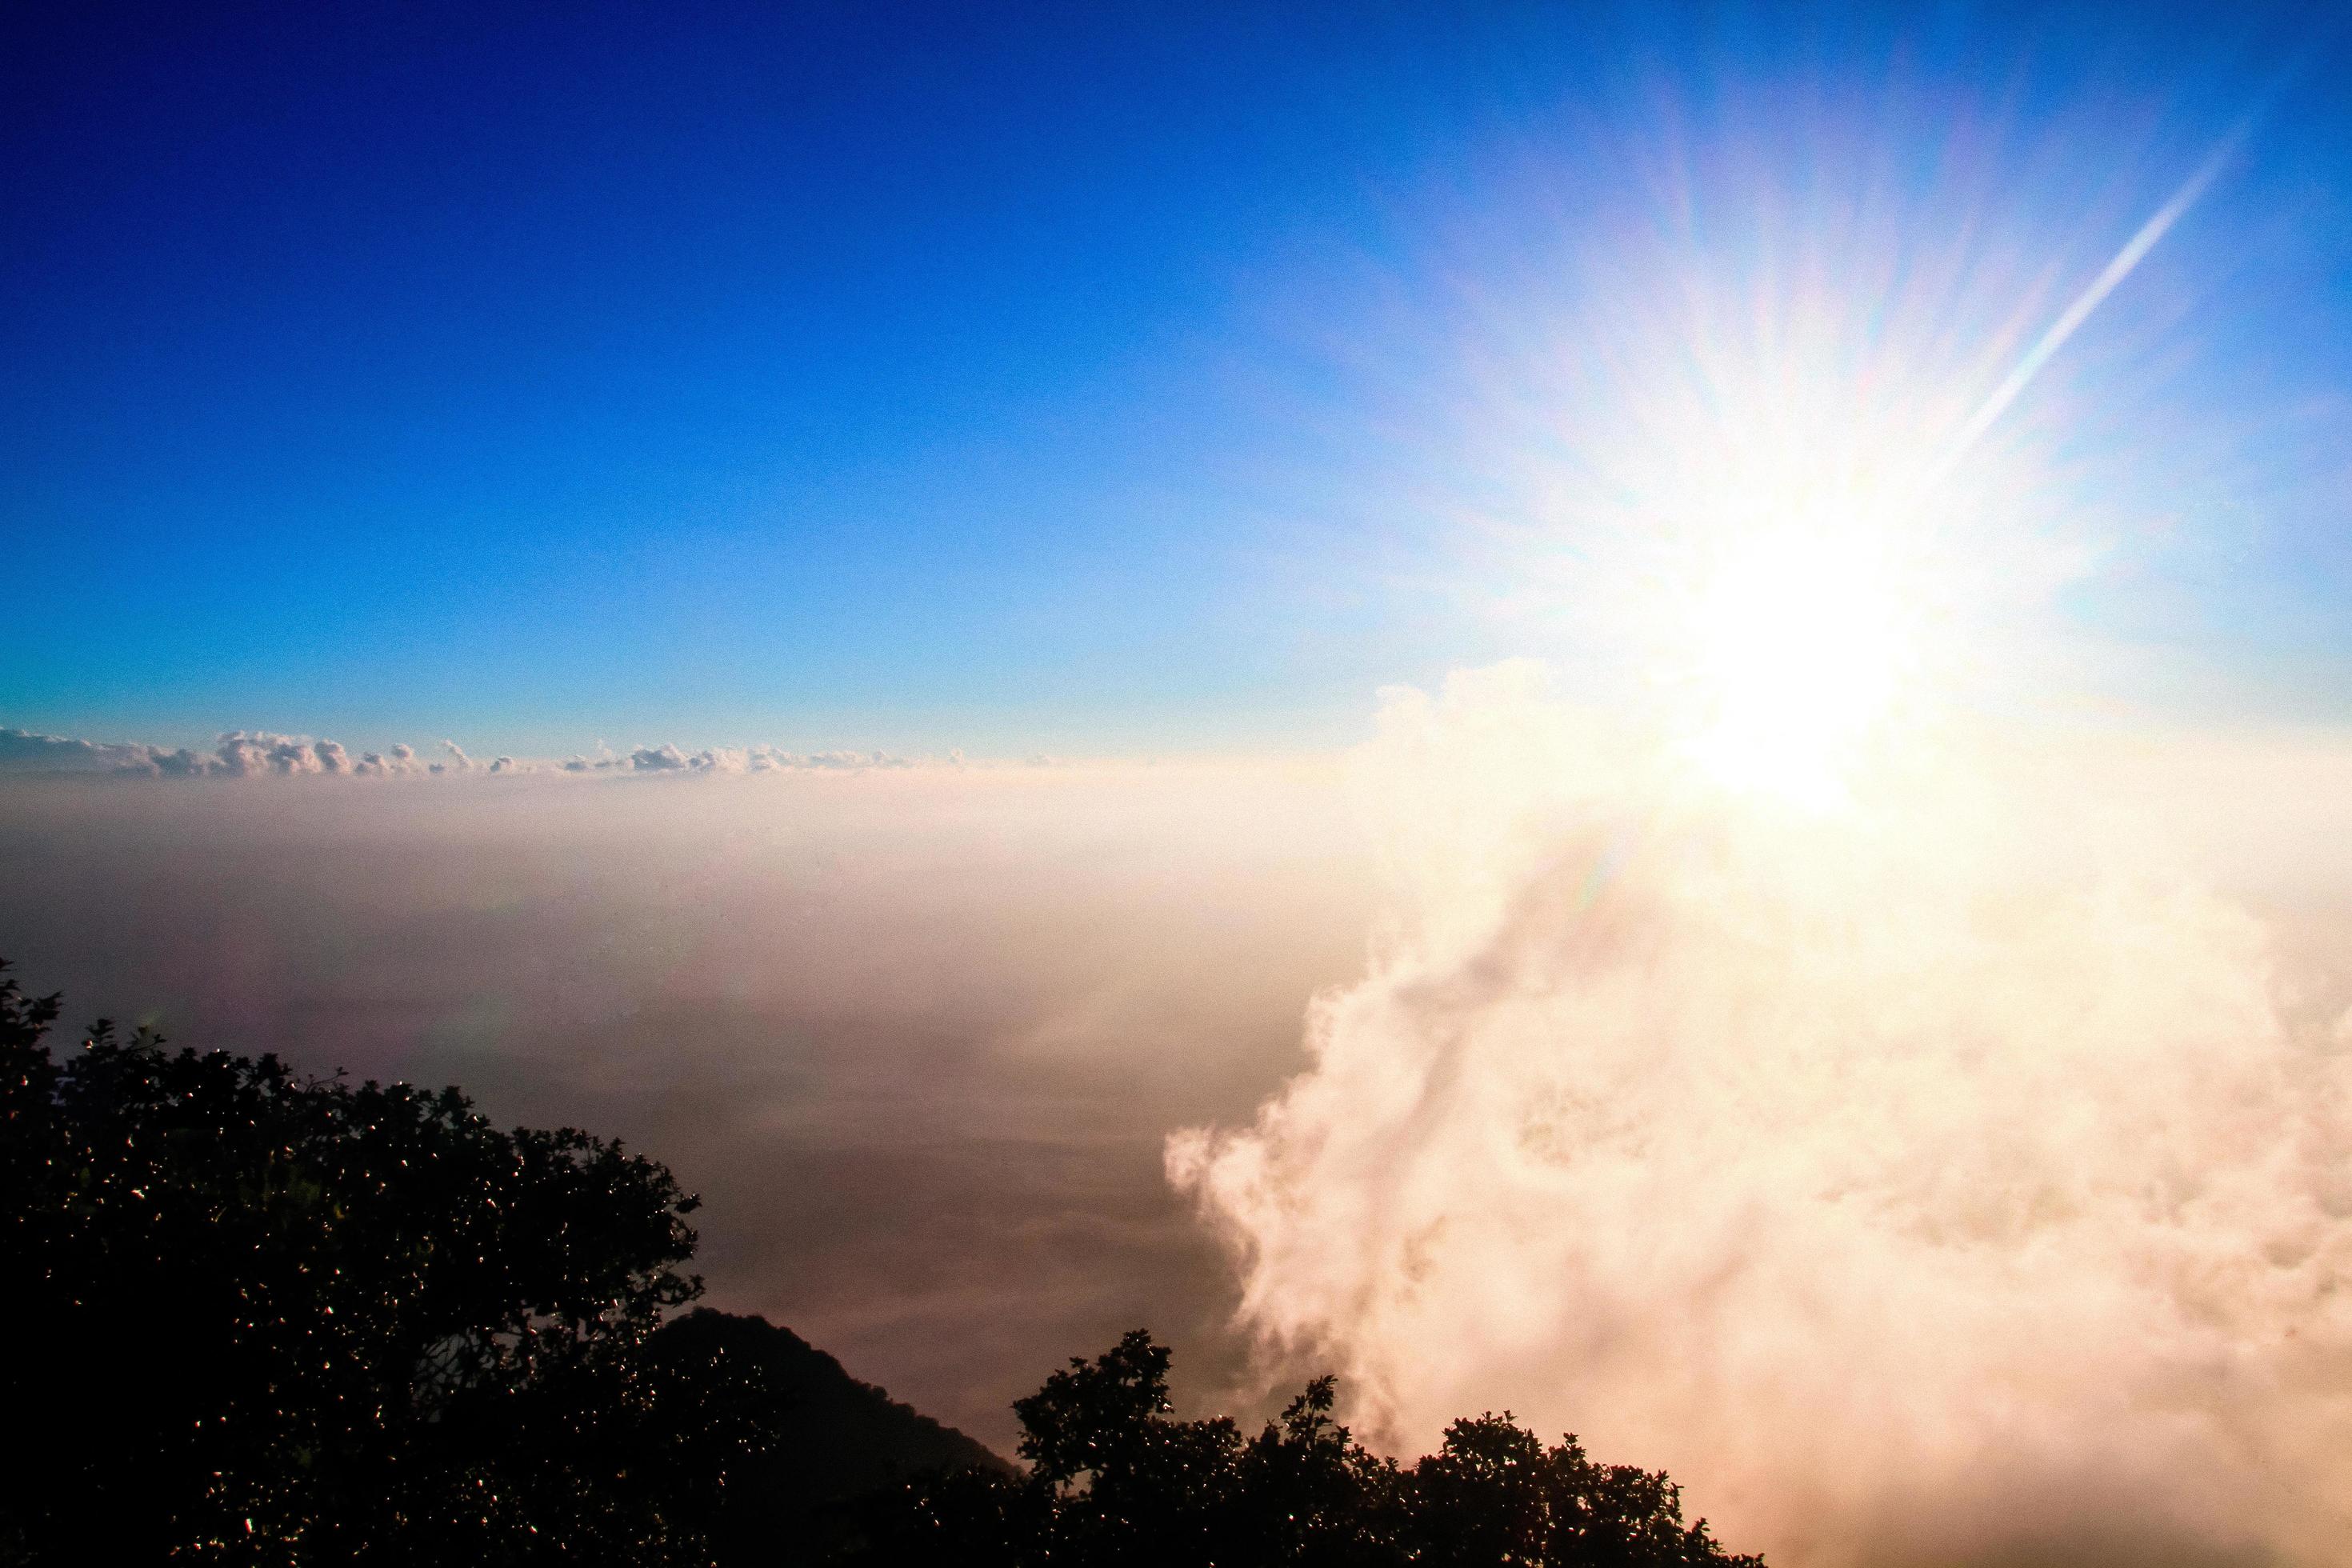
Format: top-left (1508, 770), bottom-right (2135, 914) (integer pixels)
top-left (4, 726), bottom-right (430, 781)
top-left (143, 747), bottom-right (214, 777)
top-left (623, 743), bottom-right (919, 774)
top-left (0, 726), bottom-right (214, 776)
top-left (1169, 664), bottom-right (2352, 1568)
top-left (0, 727), bottom-right (370, 778)
top-left (9, 723), bottom-right (938, 782)
top-left (213, 731), bottom-right (354, 777)
top-left (356, 743), bottom-right (442, 777)
top-left (1, 726), bottom-right (136, 773)
top-left (805, 749), bottom-right (913, 770)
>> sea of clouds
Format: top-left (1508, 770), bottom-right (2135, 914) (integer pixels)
top-left (8, 679), bottom-right (2352, 1564)
top-left (0, 755), bottom-right (1374, 1452)
top-left (1172, 662), bottom-right (2352, 1568)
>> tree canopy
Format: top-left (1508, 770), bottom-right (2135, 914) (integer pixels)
top-left (1, 960), bottom-right (773, 1565)
top-left (850, 1328), bottom-right (1761, 1568)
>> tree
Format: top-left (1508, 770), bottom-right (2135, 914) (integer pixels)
top-left (1227, 1375), bottom-right (1406, 1567)
top-left (853, 1333), bottom-right (1762, 1568)
top-left (0, 960), bottom-right (777, 1566)
top-left (1014, 1329), bottom-right (1244, 1566)
top-left (1401, 1414), bottom-right (1758, 1566)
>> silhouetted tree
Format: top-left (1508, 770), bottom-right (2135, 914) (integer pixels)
top-left (1399, 1414), bottom-right (1753, 1566)
top-left (1016, 1329), bottom-right (1246, 1564)
top-left (1226, 1375), bottom-right (1406, 1567)
top-left (0, 961), bottom-right (776, 1566)
top-left (850, 1332), bottom-right (1762, 1568)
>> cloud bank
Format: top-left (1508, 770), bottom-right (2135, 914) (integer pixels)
top-left (0, 726), bottom-right (929, 779)
top-left (1170, 663), bottom-right (2352, 1568)
top-left (578, 744), bottom-right (922, 774)
top-left (0, 726), bottom-right (358, 777)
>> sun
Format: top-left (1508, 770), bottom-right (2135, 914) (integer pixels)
top-left (1679, 515), bottom-right (1916, 807)
top-left (1649, 408), bottom-right (1938, 810)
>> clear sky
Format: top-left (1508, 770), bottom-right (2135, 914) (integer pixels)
top-left (6, 2), bottom-right (2350, 760)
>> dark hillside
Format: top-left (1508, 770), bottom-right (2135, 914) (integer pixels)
top-left (658, 1316), bottom-right (1006, 1504)
top-left (654, 1306), bottom-right (1002, 1561)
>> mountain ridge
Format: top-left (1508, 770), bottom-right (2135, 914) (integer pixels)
top-left (652, 1307), bottom-right (1010, 1557)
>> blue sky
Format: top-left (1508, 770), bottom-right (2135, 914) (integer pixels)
top-left (6, 2), bottom-right (2349, 759)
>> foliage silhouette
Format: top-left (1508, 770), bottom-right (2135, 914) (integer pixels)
top-left (846, 1330), bottom-right (1762, 1567)
top-left (1, 960), bottom-right (1762, 1566)
top-left (0, 959), bottom-right (773, 1565)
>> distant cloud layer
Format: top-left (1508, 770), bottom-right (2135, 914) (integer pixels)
top-left (0, 726), bottom-right (349, 778)
top-left (558, 744), bottom-right (922, 774)
top-left (2, 726), bottom-right (930, 780)
top-left (214, 732), bottom-right (351, 776)
top-left (580, 744), bottom-right (920, 774)
top-left (0, 727), bottom-right (154, 774)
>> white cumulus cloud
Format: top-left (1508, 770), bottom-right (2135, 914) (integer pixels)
top-left (1170, 662), bottom-right (2352, 1568)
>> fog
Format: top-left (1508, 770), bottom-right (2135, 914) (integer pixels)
top-left (0, 762), bottom-right (1378, 1452)
top-left (1174, 664), bottom-right (2352, 1567)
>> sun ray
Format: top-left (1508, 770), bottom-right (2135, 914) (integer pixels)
top-left (1926, 137), bottom-right (2240, 491)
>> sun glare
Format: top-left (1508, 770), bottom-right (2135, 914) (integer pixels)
top-left (1486, 135), bottom-right (2231, 816)
top-left (1634, 379), bottom-right (1946, 813)
top-left (1680, 506), bottom-right (1918, 808)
